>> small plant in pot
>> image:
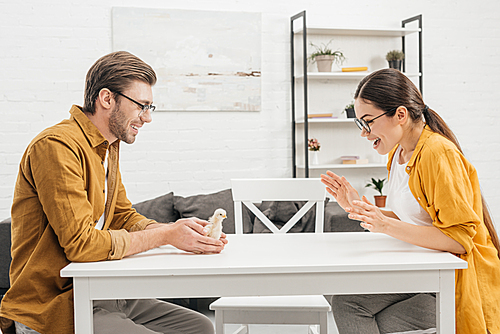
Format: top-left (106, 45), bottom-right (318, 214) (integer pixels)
top-left (385, 50), bottom-right (404, 71)
top-left (308, 40), bottom-right (345, 72)
top-left (308, 138), bottom-right (321, 165)
top-left (365, 177), bottom-right (387, 207)
top-left (344, 102), bottom-right (356, 118)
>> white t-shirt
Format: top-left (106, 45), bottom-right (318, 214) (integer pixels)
top-left (95, 149), bottom-right (108, 230)
top-left (386, 145), bottom-right (433, 226)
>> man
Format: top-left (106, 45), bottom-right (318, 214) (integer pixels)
top-left (0, 51), bottom-right (226, 334)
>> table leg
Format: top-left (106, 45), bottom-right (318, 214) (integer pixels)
top-left (73, 277), bottom-right (93, 334)
top-left (436, 269), bottom-right (455, 334)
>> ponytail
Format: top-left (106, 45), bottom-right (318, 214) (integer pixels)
top-left (356, 69), bottom-right (500, 259)
top-left (424, 107), bottom-right (499, 258)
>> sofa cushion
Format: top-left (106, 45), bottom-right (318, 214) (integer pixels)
top-left (324, 202), bottom-right (365, 232)
top-left (174, 189), bottom-right (254, 234)
top-left (132, 192), bottom-right (180, 223)
top-left (0, 217), bottom-right (12, 293)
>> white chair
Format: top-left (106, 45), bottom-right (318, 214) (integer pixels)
top-left (209, 178), bottom-right (331, 334)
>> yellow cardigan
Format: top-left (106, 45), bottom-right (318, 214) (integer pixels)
top-left (0, 106), bottom-right (155, 333)
top-left (387, 126), bottom-right (500, 333)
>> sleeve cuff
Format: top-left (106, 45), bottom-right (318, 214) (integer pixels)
top-left (107, 229), bottom-right (131, 260)
top-left (129, 218), bottom-right (157, 232)
top-left (439, 224), bottom-right (475, 255)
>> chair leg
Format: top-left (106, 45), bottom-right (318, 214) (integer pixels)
top-left (319, 312), bottom-right (328, 334)
top-left (214, 310), bottom-right (224, 334)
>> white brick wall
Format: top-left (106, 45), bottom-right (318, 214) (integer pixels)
top-left (1, 0), bottom-right (499, 229)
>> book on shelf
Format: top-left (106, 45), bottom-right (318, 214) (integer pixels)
top-left (308, 113), bottom-right (333, 118)
top-left (340, 155), bottom-right (369, 164)
top-left (342, 159), bottom-right (369, 165)
top-left (340, 155), bottom-right (360, 160)
top-left (341, 67), bottom-right (368, 72)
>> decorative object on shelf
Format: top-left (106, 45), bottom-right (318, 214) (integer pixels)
top-left (365, 177), bottom-right (387, 207)
top-left (341, 66), bottom-right (368, 72)
top-left (343, 102), bottom-right (356, 118)
top-left (385, 50), bottom-right (405, 71)
top-left (308, 138), bottom-right (321, 165)
top-left (308, 40), bottom-right (345, 72)
top-left (308, 138), bottom-right (321, 151)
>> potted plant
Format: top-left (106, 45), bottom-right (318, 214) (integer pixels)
top-left (343, 102), bottom-right (356, 118)
top-left (385, 50), bottom-right (404, 71)
top-left (308, 40), bottom-right (345, 72)
top-left (365, 177), bottom-right (387, 207)
top-left (308, 138), bottom-right (321, 165)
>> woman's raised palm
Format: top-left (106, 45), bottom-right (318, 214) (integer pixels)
top-left (320, 170), bottom-right (360, 210)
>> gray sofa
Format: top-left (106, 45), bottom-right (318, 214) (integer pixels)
top-left (0, 188), bottom-right (363, 305)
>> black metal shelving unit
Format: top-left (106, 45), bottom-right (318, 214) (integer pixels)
top-left (290, 11), bottom-right (423, 178)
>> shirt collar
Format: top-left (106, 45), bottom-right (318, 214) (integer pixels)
top-left (69, 105), bottom-right (110, 149)
top-left (387, 125), bottom-right (433, 175)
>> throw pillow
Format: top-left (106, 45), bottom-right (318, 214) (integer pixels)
top-left (132, 192), bottom-right (180, 223)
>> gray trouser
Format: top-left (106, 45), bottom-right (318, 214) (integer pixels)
top-left (16, 299), bottom-right (214, 334)
top-left (328, 293), bottom-right (436, 334)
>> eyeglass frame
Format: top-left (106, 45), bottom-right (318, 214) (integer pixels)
top-left (354, 107), bottom-right (397, 133)
top-left (113, 91), bottom-right (156, 117)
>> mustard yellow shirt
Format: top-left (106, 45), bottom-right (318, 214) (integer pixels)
top-left (0, 105), bottom-right (155, 333)
top-left (388, 126), bottom-right (500, 334)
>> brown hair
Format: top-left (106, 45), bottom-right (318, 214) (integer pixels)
top-left (355, 68), bottom-right (500, 258)
top-left (83, 51), bottom-right (157, 115)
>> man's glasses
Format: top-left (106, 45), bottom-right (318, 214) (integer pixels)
top-left (354, 107), bottom-right (397, 133)
top-left (114, 91), bottom-right (156, 117)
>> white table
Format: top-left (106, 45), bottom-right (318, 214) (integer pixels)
top-left (61, 232), bottom-right (467, 334)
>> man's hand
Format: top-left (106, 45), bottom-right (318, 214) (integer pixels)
top-left (164, 218), bottom-right (227, 254)
top-left (125, 218), bottom-right (228, 257)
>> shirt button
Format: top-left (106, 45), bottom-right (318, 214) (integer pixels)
top-left (103, 190), bottom-right (105, 193)
top-left (418, 197), bottom-right (421, 200)
top-left (101, 161), bottom-right (104, 165)
top-left (104, 141), bottom-right (108, 145)
top-left (406, 166), bottom-right (410, 171)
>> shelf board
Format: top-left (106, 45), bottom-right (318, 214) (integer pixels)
top-left (297, 163), bottom-right (387, 169)
top-left (296, 118), bottom-right (355, 124)
top-left (296, 72), bottom-right (421, 80)
top-left (294, 27), bottom-right (420, 37)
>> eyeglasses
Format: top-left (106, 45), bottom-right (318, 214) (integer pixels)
top-left (114, 91), bottom-right (156, 117)
top-left (354, 107), bottom-right (397, 133)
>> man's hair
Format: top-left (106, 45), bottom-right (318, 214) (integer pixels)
top-left (83, 51), bottom-right (157, 115)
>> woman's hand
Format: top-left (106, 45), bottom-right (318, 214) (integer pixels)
top-left (321, 170), bottom-right (361, 210)
top-left (346, 196), bottom-right (390, 232)
top-left (346, 197), bottom-right (466, 254)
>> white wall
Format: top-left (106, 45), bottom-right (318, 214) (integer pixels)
top-left (1, 0), bottom-right (499, 228)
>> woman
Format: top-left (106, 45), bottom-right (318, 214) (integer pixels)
top-left (321, 69), bottom-right (500, 334)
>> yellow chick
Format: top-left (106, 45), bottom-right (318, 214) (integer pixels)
top-left (205, 208), bottom-right (227, 240)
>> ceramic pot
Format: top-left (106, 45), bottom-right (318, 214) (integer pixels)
top-left (388, 60), bottom-right (402, 71)
top-left (374, 195), bottom-right (387, 208)
top-left (315, 55), bottom-right (336, 72)
top-left (345, 107), bottom-right (356, 118)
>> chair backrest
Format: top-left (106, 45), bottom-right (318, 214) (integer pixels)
top-left (231, 178), bottom-right (326, 234)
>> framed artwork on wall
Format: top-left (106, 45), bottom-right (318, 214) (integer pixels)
top-left (112, 7), bottom-right (261, 111)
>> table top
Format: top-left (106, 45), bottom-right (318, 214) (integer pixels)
top-left (61, 232), bottom-right (467, 278)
